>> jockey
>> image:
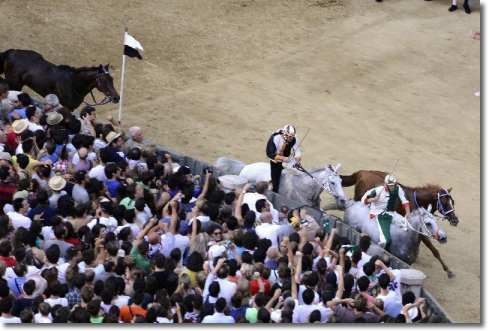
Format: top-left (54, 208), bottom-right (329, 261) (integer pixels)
top-left (361, 174), bottom-right (411, 251)
top-left (265, 125), bottom-right (301, 193)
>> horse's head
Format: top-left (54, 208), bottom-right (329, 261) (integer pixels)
top-left (323, 163), bottom-right (347, 208)
top-left (437, 187), bottom-right (458, 227)
top-left (97, 64), bottom-right (120, 103)
top-left (417, 204), bottom-right (447, 244)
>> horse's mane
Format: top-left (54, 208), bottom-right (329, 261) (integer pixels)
top-left (57, 65), bottom-right (98, 73)
top-left (401, 183), bottom-right (442, 192)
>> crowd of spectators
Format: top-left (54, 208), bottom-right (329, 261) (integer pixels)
top-left (0, 83), bottom-right (442, 323)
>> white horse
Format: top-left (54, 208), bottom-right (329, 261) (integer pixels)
top-left (343, 200), bottom-right (447, 264)
top-left (214, 157), bottom-right (347, 209)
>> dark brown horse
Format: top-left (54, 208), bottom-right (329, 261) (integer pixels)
top-left (339, 170), bottom-right (458, 278)
top-left (0, 49), bottom-right (119, 110)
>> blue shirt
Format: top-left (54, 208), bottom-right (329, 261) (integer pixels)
top-left (103, 179), bottom-right (120, 198)
top-left (7, 107), bottom-right (27, 122)
top-left (231, 307), bottom-right (249, 321)
top-left (106, 146), bottom-right (125, 163)
top-left (8, 277), bottom-right (26, 298)
top-left (27, 204), bottom-right (57, 227)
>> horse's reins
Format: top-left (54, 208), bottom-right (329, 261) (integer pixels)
top-left (403, 190), bottom-right (441, 240)
top-left (294, 163), bottom-right (336, 196)
top-left (66, 68), bottom-right (113, 107)
top-left (437, 188), bottom-right (456, 219)
top-left (414, 189), bottom-right (455, 221)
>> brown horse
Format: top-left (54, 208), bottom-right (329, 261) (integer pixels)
top-left (0, 49), bottom-right (119, 111)
top-left (339, 170), bottom-right (458, 278)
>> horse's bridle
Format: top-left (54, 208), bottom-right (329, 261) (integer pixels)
top-left (402, 210), bottom-right (441, 240)
top-left (294, 163), bottom-right (338, 198)
top-left (437, 188), bottom-right (456, 219)
top-left (66, 68), bottom-right (113, 107)
top-left (414, 189), bottom-right (456, 222)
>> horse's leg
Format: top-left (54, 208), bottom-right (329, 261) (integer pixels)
top-left (4, 68), bottom-right (24, 91)
top-left (421, 236), bottom-right (455, 278)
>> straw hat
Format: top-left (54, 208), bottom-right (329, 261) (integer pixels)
top-left (49, 176), bottom-right (67, 191)
top-left (0, 152), bottom-right (12, 162)
top-left (46, 112), bottom-right (63, 125)
top-left (106, 131), bottom-right (121, 145)
top-left (13, 190), bottom-right (29, 200)
top-left (12, 119), bottom-right (28, 134)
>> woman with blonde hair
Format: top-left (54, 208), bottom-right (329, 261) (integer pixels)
top-left (141, 144), bottom-right (157, 162)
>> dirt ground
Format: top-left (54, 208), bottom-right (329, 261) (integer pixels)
top-left (0, 0), bottom-right (480, 323)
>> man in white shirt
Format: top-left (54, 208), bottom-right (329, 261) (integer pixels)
top-left (255, 212), bottom-right (280, 248)
top-left (0, 297), bottom-right (21, 323)
top-left (202, 298), bottom-right (235, 323)
top-left (89, 148), bottom-right (110, 181)
top-left (26, 106), bottom-right (43, 132)
top-left (376, 273), bottom-right (402, 317)
top-left (8, 198), bottom-right (33, 230)
top-left (293, 288), bottom-right (322, 323)
top-left (86, 199), bottom-right (118, 232)
top-left (242, 181), bottom-right (280, 224)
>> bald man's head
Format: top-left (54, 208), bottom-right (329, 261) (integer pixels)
top-left (260, 211), bottom-right (272, 224)
top-left (147, 232), bottom-right (160, 245)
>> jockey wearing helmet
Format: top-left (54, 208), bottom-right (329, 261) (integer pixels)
top-left (361, 174), bottom-right (411, 251)
top-left (265, 125), bottom-right (302, 193)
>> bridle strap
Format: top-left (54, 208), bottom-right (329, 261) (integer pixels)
top-left (437, 189), bottom-right (455, 217)
top-left (66, 70), bottom-right (112, 107)
top-left (294, 163), bottom-right (336, 197)
top-left (403, 212), bottom-right (438, 239)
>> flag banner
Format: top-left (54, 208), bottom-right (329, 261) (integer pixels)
top-left (123, 33), bottom-right (143, 60)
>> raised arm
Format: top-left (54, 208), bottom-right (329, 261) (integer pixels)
top-left (326, 228), bottom-right (338, 250)
top-left (290, 267), bottom-right (298, 301)
top-left (294, 251), bottom-right (303, 285)
top-left (375, 259), bottom-right (395, 282)
top-left (197, 169), bottom-right (211, 203)
top-left (234, 183), bottom-right (251, 226)
top-left (133, 216), bottom-right (158, 248)
top-left (335, 265), bottom-right (344, 300)
top-left (189, 207), bottom-right (199, 250)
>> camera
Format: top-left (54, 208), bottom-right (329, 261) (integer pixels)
top-left (204, 166), bottom-right (213, 174)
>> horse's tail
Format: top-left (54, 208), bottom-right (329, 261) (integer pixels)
top-left (340, 171), bottom-right (360, 187)
top-left (214, 157), bottom-right (245, 175)
top-left (0, 49), bottom-right (14, 75)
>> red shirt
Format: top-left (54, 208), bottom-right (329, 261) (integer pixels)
top-left (0, 256), bottom-right (17, 268)
top-left (64, 238), bottom-right (80, 246)
top-left (250, 279), bottom-right (271, 296)
top-left (6, 132), bottom-right (20, 150)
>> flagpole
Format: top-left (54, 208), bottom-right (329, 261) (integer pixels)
top-left (118, 27), bottom-right (128, 124)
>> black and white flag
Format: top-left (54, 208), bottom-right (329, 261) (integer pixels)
top-left (123, 32), bottom-right (143, 60)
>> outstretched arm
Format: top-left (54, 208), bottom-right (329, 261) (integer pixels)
top-left (133, 216), bottom-right (158, 248)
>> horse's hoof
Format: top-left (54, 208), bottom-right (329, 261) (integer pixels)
top-left (448, 272), bottom-right (456, 279)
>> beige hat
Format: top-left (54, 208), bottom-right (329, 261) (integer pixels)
top-left (12, 119), bottom-right (29, 134)
top-left (106, 131), bottom-right (121, 145)
top-left (46, 112), bottom-right (63, 125)
top-left (49, 176), bottom-right (66, 191)
top-left (0, 152), bottom-right (12, 162)
top-left (13, 190), bottom-right (29, 200)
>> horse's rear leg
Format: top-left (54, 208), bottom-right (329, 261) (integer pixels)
top-left (4, 75), bottom-right (23, 91)
top-left (421, 236), bottom-right (455, 278)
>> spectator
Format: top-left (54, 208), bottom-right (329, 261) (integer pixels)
top-left (122, 126), bottom-right (145, 155)
top-left (105, 132), bottom-right (126, 163)
top-left (72, 170), bottom-right (90, 204)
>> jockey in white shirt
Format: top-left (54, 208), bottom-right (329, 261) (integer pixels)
top-left (361, 174), bottom-right (411, 251)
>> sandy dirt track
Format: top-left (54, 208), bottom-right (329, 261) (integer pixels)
top-left (0, 0), bottom-right (480, 322)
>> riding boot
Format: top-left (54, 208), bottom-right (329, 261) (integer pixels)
top-left (270, 161), bottom-right (284, 193)
top-left (377, 213), bottom-right (393, 251)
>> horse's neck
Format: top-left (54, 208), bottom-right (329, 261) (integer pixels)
top-left (406, 186), bottom-right (438, 212)
top-left (70, 70), bottom-right (97, 97)
top-left (307, 169), bottom-right (325, 197)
